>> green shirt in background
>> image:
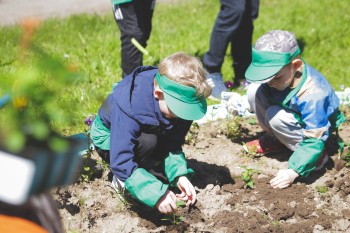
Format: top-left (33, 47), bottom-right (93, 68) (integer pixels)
top-left (111, 0), bottom-right (132, 5)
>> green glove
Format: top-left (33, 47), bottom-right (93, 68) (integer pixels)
top-left (164, 152), bottom-right (194, 187)
top-left (288, 138), bottom-right (324, 177)
top-left (125, 168), bottom-right (168, 208)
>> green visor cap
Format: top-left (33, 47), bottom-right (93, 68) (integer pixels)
top-left (155, 73), bottom-right (207, 120)
top-left (245, 47), bottom-right (300, 82)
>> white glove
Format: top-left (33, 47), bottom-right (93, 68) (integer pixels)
top-left (270, 169), bottom-right (299, 189)
top-left (221, 92), bottom-right (251, 116)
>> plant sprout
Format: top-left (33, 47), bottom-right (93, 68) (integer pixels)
top-left (240, 165), bottom-right (260, 189)
top-left (316, 185), bottom-right (329, 194)
top-left (161, 200), bottom-right (186, 225)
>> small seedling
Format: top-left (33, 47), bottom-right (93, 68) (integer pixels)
top-left (225, 116), bottom-right (242, 140)
top-left (79, 150), bottom-right (98, 183)
top-left (341, 143), bottom-right (350, 167)
top-left (185, 122), bottom-right (199, 145)
top-left (240, 165), bottom-right (260, 189)
top-left (217, 116), bottom-right (242, 141)
top-left (67, 230), bottom-right (80, 233)
top-left (248, 117), bottom-right (257, 125)
top-left (97, 159), bottom-right (110, 171)
top-left (271, 220), bottom-right (281, 227)
top-left (161, 200), bottom-right (186, 225)
top-left (78, 196), bottom-right (87, 207)
top-left (316, 185), bottom-right (329, 194)
top-left (80, 165), bottom-right (94, 183)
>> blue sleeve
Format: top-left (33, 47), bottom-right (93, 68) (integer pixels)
top-left (109, 106), bottom-right (140, 182)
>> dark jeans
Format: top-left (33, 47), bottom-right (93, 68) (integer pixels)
top-left (203, 0), bottom-right (259, 84)
top-left (95, 132), bottom-right (168, 183)
top-left (112, 0), bottom-right (155, 77)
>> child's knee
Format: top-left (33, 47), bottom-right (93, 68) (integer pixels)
top-left (265, 105), bottom-right (284, 127)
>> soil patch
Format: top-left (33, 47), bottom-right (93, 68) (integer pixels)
top-left (53, 114), bottom-right (350, 232)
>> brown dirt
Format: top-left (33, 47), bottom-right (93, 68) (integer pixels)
top-left (53, 110), bottom-right (350, 233)
top-left (5, 1), bottom-right (349, 232)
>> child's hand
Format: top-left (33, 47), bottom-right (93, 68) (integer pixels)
top-left (176, 176), bottom-right (196, 206)
top-left (156, 190), bottom-right (177, 214)
top-left (270, 169), bottom-right (299, 189)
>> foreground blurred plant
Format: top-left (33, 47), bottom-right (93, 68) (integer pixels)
top-left (0, 17), bottom-right (84, 153)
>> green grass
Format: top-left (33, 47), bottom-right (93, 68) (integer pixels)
top-left (1, 0), bottom-right (349, 135)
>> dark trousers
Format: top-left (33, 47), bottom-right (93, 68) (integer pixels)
top-left (203, 0), bottom-right (259, 84)
top-left (112, 0), bottom-right (155, 77)
top-left (95, 132), bottom-right (168, 182)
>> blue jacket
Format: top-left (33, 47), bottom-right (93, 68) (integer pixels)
top-left (97, 66), bottom-right (192, 181)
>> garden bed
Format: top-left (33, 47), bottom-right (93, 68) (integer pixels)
top-left (53, 114), bottom-right (350, 232)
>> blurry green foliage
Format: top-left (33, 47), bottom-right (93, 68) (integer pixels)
top-left (0, 19), bottom-right (84, 153)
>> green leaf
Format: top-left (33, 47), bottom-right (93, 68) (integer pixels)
top-left (247, 181), bottom-right (254, 188)
top-left (31, 121), bottom-right (50, 140)
top-left (5, 131), bottom-right (26, 152)
top-left (316, 185), bottom-right (328, 194)
top-left (248, 118), bottom-right (257, 125)
top-left (176, 200), bottom-right (187, 207)
top-left (48, 136), bottom-right (69, 153)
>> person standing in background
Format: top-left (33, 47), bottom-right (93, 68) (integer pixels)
top-left (203, 0), bottom-right (259, 100)
top-left (112, 0), bottom-right (156, 78)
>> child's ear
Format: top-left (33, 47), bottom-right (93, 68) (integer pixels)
top-left (153, 86), bottom-right (164, 99)
top-left (292, 58), bottom-right (303, 70)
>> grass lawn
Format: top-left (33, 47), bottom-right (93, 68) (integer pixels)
top-left (0, 0), bottom-right (349, 135)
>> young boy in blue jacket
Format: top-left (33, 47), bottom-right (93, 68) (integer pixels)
top-left (90, 52), bottom-right (211, 214)
top-left (244, 30), bottom-right (345, 189)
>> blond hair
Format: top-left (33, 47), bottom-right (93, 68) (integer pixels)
top-left (158, 52), bottom-right (211, 98)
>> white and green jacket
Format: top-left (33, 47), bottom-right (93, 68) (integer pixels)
top-left (270, 63), bottom-right (345, 177)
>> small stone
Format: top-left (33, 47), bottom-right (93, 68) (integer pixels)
top-left (314, 224), bottom-right (324, 231)
top-left (85, 199), bottom-right (95, 207)
top-left (206, 184), bottom-right (214, 190)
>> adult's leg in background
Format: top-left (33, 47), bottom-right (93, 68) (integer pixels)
top-left (203, 0), bottom-right (246, 73)
top-left (113, 0), bottom-right (155, 77)
top-left (231, 0), bottom-right (255, 85)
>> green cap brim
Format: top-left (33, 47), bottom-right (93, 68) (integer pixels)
top-left (245, 65), bottom-right (282, 83)
top-left (245, 47), bottom-right (300, 82)
top-left (156, 73), bottom-right (207, 121)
